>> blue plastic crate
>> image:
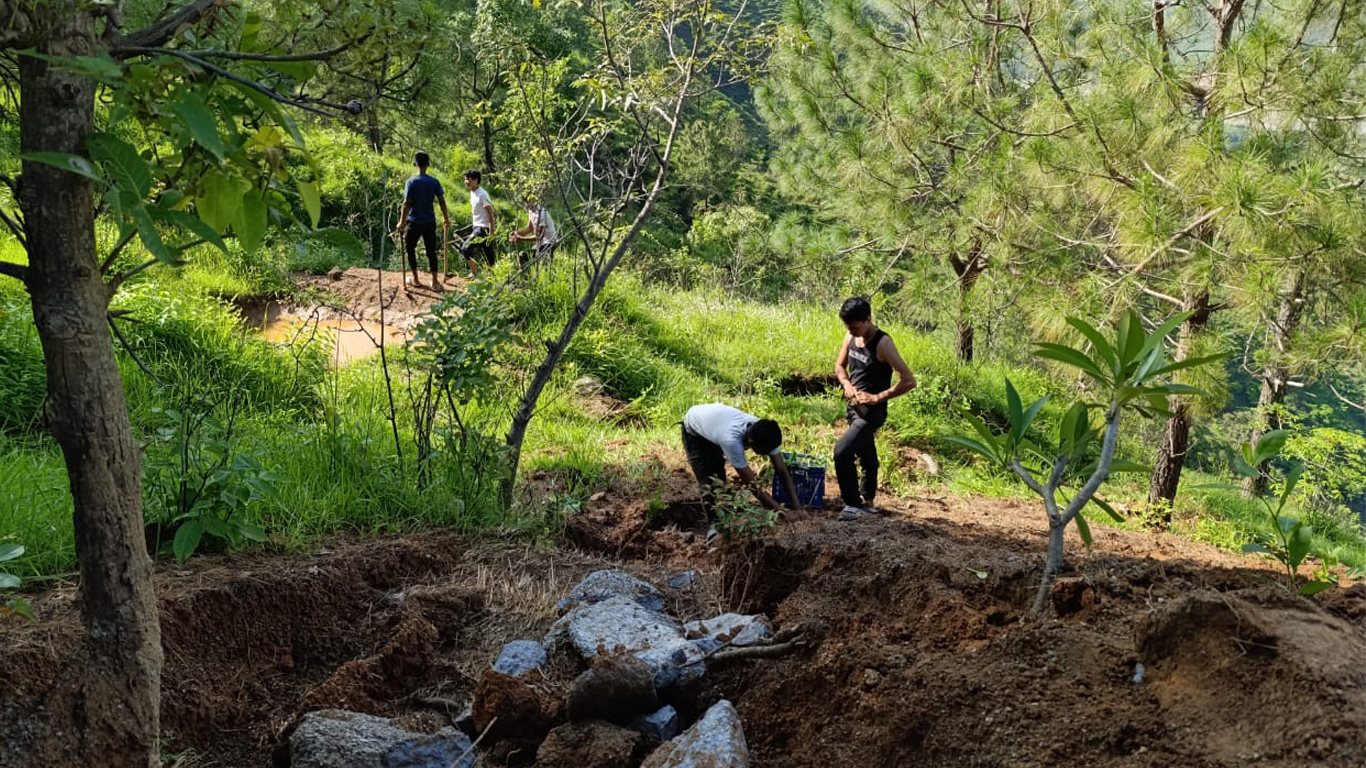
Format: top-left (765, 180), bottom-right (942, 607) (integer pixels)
top-left (772, 451), bottom-right (826, 509)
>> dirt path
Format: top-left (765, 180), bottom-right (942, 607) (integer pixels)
top-left (3, 461), bottom-right (1363, 767)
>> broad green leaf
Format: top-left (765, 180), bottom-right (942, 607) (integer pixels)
top-left (265, 60), bottom-right (317, 81)
top-left (305, 227), bottom-right (366, 262)
top-left (1298, 580), bottom-right (1333, 596)
top-left (0, 573), bottom-right (19, 589)
top-left (1005, 378), bottom-right (1024, 442)
top-left (89, 134), bottom-right (152, 198)
top-left (241, 11), bottom-right (263, 50)
top-left (234, 190), bottom-right (267, 253)
top-left (1020, 395), bottom-right (1049, 440)
top-left (173, 519), bottom-right (204, 563)
top-left (21, 152), bottom-right (101, 182)
top-left (131, 206), bottom-right (174, 264)
top-left (170, 91), bottom-right (227, 160)
top-left (1279, 463), bottom-right (1303, 510)
top-left (0, 543), bottom-right (22, 562)
top-left (1134, 311), bottom-right (1193, 363)
top-left (1146, 352), bottom-right (1231, 379)
top-left (1131, 345), bottom-right (1164, 384)
top-left (1287, 524), bottom-right (1313, 569)
top-left (1074, 511), bottom-right (1093, 550)
top-left (1090, 496), bottom-right (1125, 522)
top-left (1242, 542), bottom-right (1271, 554)
top-left (201, 516), bottom-right (229, 538)
top-left (1065, 316), bottom-right (1117, 372)
top-left (236, 522), bottom-right (267, 542)
top-left (1035, 343), bottom-right (1109, 383)
top-left (298, 180), bottom-right (321, 228)
top-left (944, 435), bottom-right (999, 463)
top-left (197, 170), bottom-right (245, 232)
top-left (148, 207), bottom-right (230, 255)
top-left (1254, 430), bottom-right (1289, 465)
top-left (1119, 310), bottom-right (1145, 366)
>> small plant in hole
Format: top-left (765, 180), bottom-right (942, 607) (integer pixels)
top-left (710, 479), bottom-right (778, 541)
top-left (0, 540), bottom-right (33, 620)
top-left (1231, 430), bottom-right (1337, 596)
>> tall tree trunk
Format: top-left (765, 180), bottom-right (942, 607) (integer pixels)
top-left (1244, 269), bottom-right (1307, 495)
top-left (949, 242), bottom-right (987, 363)
top-left (1148, 289), bottom-right (1213, 516)
top-left (366, 107), bottom-right (384, 153)
top-left (16, 18), bottom-right (162, 768)
top-left (481, 113), bottom-right (497, 173)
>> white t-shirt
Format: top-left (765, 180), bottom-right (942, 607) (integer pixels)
top-left (683, 403), bottom-right (780, 470)
top-left (531, 206), bottom-right (557, 245)
top-left (470, 186), bottom-right (493, 228)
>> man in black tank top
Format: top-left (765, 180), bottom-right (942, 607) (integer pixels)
top-left (833, 297), bottom-right (917, 516)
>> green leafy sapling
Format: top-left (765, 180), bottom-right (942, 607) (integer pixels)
top-left (1232, 430), bottom-right (1337, 595)
top-left (948, 311), bottom-right (1225, 616)
top-left (0, 541), bottom-right (34, 621)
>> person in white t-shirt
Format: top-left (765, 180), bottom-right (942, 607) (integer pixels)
top-left (455, 169), bottom-right (497, 276)
top-left (508, 196), bottom-right (559, 266)
top-left (681, 403), bottom-right (807, 530)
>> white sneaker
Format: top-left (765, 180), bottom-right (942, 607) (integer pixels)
top-left (839, 504), bottom-right (875, 521)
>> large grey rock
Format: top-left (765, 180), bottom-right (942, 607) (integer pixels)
top-left (558, 569), bottom-right (666, 614)
top-left (640, 700), bottom-right (749, 768)
top-left (566, 596), bottom-right (705, 688)
top-left (630, 706), bottom-right (681, 742)
top-left (290, 709), bottom-right (474, 768)
top-left (684, 614), bottom-right (773, 654)
top-left (492, 640), bottom-right (547, 677)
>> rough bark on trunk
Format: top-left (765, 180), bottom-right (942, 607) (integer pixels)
top-left (1244, 270), bottom-right (1306, 495)
top-left (949, 243), bottom-right (987, 363)
top-left (1148, 289), bottom-right (1213, 515)
top-left (13, 17), bottom-right (162, 768)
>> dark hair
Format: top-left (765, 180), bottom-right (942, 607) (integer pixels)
top-left (414, 151), bottom-right (430, 169)
top-left (747, 419), bottom-right (782, 455)
top-left (464, 169), bottom-right (482, 183)
top-left (839, 297), bottom-right (872, 322)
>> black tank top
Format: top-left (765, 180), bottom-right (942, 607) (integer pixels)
top-left (848, 329), bottom-right (892, 396)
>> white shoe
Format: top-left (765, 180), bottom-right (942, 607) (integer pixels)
top-left (839, 504), bottom-right (875, 521)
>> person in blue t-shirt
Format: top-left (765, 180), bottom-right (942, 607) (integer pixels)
top-left (394, 151), bottom-right (451, 291)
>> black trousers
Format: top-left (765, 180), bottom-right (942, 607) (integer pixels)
top-left (834, 405), bottom-right (885, 506)
top-left (404, 222), bottom-right (439, 275)
top-left (681, 424), bottom-right (726, 518)
top-left (457, 225), bottom-right (494, 266)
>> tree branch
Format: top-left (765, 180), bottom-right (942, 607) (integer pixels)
top-left (113, 40), bottom-right (359, 63)
top-left (0, 207), bottom-right (26, 248)
top-left (110, 0), bottom-right (223, 51)
top-left (121, 47), bottom-right (349, 117)
top-left (0, 259), bottom-right (27, 284)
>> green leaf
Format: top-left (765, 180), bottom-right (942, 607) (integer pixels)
top-left (1090, 496), bottom-right (1125, 522)
top-left (298, 180), bottom-right (321, 229)
top-left (1005, 378), bottom-right (1024, 442)
top-left (148, 207), bottom-right (230, 255)
top-left (1279, 463), bottom-right (1303, 510)
top-left (1020, 395), bottom-right (1049, 440)
top-left (172, 519), bottom-right (204, 563)
top-left (201, 516), bottom-right (229, 538)
top-left (1074, 511), bottom-right (1093, 550)
top-left (89, 134), bottom-right (152, 198)
top-left (0, 573), bottom-right (19, 589)
top-left (236, 522), bottom-right (267, 542)
top-left (21, 152), bottom-right (102, 182)
top-left (0, 543), bottom-right (23, 563)
top-left (1134, 311), bottom-right (1193, 363)
top-left (234, 190), bottom-right (267, 253)
top-left (1107, 460), bottom-right (1151, 474)
top-left (1287, 524), bottom-right (1313, 569)
top-left (944, 434), bottom-right (999, 463)
top-left (131, 205), bottom-right (174, 264)
top-left (170, 91), bottom-right (227, 160)
top-left (1298, 580), bottom-right (1333, 596)
top-left (241, 11), bottom-right (264, 51)
top-left (1034, 343), bottom-right (1109, 383)
top-left (1254, 430), bottom-right (1289, 465)
top-left (1146, 352), bottom-right (1230, 379)
top-left (197, 170), bottom-right (245, 233)
top-left (1065, 316), bottom-right (1117, 372)
top-left (1242, 542), bottom-right (1272, 554)
top-left (265, 59), bottom-right (318, 81)
top-left (304, 227), bottom-right (366, 262)
top-left (1118, 310), bottom-right (1145, 366)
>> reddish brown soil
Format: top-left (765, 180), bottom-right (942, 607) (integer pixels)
top-left (3, 468), bottom-right (1363, 768)
top-left (293, 267), bottom-right (470, 329)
